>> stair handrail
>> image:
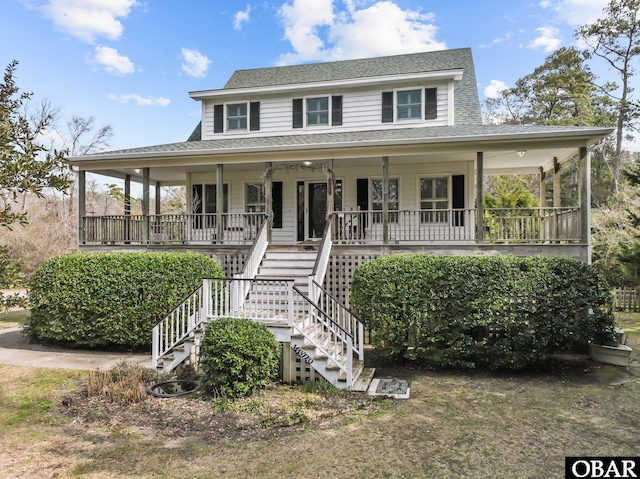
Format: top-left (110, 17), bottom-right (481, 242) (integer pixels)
top-left (309, 217), bottom-right (333, 303)
top-left (291, 284), bottom-right (354, 387)
top-left (233, 217), bottom-right (270, 310)
top-left (152, 282), bottom-right (205, 369)
top-left (311, 279), bottom-right (364, 361)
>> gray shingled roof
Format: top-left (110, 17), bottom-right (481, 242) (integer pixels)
top-left (224, 48), bottom-right (482, 125)
top-left (75, 124), bottom-right (611, 160)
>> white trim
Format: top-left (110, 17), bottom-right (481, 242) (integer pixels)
top-left (190, 69), bottom-right (465, 101)
top-left (448, 81), bottom-right (455, 126)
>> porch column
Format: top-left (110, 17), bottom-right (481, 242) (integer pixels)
top-left (553, 158), bottom-right (561, 208)
top-left (326, 159), bottom-right (335, 219)
top-left (382, 156), bottom-right (389, 245)
top-left (155, 182), bottom-right (161, 215)
top-left (124, 174), bottom-right (131, 244)
top-left (578, 146), bottom-right (591, 260)
top-left (142, 167), bottom-right (150, 244)
top-left (77, 170), bottom-right (86, 245)
top-left (216, 164), bottom-right (224, 245)
top-left (264, 163), bottom-right (272, 243)
top-left (539, 168), bottom-right (546, 207)
top-left (476, 152), bottom-right (484, 244)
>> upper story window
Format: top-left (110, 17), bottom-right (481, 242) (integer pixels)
top-left (293, 95), bottom-right (343, 128)
top-left (306, 97), bottom-right (329, 126)
top-left (214, 102), bottom-right (260, 133)
top-left (227, 103), bottom-right (247, 130)
top-left (397, 90), bottom-right (422, 120)
top-left (382, 88), bottom-right (438, 123)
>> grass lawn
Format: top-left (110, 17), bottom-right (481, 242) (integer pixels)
top-left (0, 329), bottom-right (638, 479)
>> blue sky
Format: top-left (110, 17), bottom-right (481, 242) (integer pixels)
top-left (2, 0), bottom-right (616, 153)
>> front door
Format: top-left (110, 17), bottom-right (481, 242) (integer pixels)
top-left (307, 182), bottom-right (327, 240)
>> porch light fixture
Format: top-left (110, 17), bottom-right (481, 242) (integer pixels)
top-left (515, 150), bottom-right (527, 158)
top-left (302, 160), bottom-right (313, 167)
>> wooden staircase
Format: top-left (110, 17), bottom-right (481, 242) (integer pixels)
top-left (152, 234), bottom-right (372, 390)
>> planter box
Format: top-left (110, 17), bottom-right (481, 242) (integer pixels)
top-left (588, 343), bottom-right (633, 367)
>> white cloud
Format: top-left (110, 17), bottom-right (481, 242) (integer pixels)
top-left (181, 48), bottom-right (211, 78)
top-left (90, 46), bottom-right (135, 75)
top-left (108, 93), bottom-right (170, 107)
top-left (552, 0), bottom-right (609, 25)
top-left (277, 0), bottom-right (446, 65)
top-left (484, 80), bottom-right (508, 98)
top-left (37, 0), bottom-right (138, 44)
top-left (528, 26), bottom-right (562, 52)
top-left (234, 5), bottom-right (251, 30)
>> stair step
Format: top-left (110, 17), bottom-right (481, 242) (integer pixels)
top-left (352, 367), bottom-right (376, 392)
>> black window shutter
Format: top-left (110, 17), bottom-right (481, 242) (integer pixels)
top-left (292, 98), bottom-right (303, 128)
top-left (425, 88), bottom-right (437, 120)
top-left (452, 175), bottom-right (464, 226)
top-left (272, 182), bottom-right (283, 229)
top-left (331, 95), bottom-right (343, 126)
top-left (213, 104), bottom-right (224, 133)
top-left (382, 92), bottom-right (394, 123)
top-left (249, 101), bottom-right (260, 131)
top-left (357, 179), bottom-right (369, 211)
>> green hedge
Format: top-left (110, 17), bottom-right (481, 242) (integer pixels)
top-left (199, 317), bottom-right (280, 399)
top-left (25, 252), bottom-right (223, 350)
top-left (350, 254), bottom-right (616, 370)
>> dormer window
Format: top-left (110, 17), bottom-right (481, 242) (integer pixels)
top-left (382, 88), bottom-right (438, 123)
top-left (227, 103), bottom-right (247, 130)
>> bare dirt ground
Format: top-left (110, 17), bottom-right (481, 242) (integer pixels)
top-left (57, 382), bottom-right (390, 446)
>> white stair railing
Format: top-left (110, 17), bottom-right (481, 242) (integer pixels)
top-left (309, 217), bottom-right (333, 303)
top-left (152, 283), bottom-right (205, 368)
top-left (312, 280), bottom-right (364, 360)
top-left (232, 217), bottom-right (270, 310)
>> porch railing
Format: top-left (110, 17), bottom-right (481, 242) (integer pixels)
top-left (82, 212), bottom-right (266, 245)
top-left (331, 207), bottom-right (581, 244)
top-left (83, 207), bottom-right (581, 246)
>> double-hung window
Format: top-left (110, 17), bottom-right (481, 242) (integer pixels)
top-left (382, 88), bottom-right (437, 123)
top-left (306, 97), bottom-right (329, 126)
top-left (420, 177), bottom-right (449, 223)
top-left (371, 178), bottom-right (399, 222)
top-left (227, 103), bottom-right (247, 131)
top-left (397, 90), bottom-right (422, 120)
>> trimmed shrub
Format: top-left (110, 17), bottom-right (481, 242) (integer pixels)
top-left (25, 252), bottom-right (223, 350)
top-left (199, 317), bottom-right (280, 399)
top-left (351, 254), bottom-right (616, 370)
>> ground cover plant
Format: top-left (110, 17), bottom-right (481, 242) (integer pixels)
top-left (351, 254), bottom-right (616, 370)
top-left (24, 251), bottom-right (223, 350)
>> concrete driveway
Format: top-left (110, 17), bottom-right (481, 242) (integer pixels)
top-left (0, 325), bottom-right (152, 371)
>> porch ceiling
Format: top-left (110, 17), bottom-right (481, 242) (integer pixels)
top-left (70, 124), bottom-right (612, 184)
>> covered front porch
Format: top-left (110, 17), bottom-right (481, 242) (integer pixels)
top-left (74, 142), bottom-right (593, 261)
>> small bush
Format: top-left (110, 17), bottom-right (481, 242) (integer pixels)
top-left (351, 254), bottom-right (616, 370)
top-left (25, 252), bottom-right (223, 350)
top-left (199, 318), bottom-right (280, 399)
top-left (86, 361), bottom-right (157, 404)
